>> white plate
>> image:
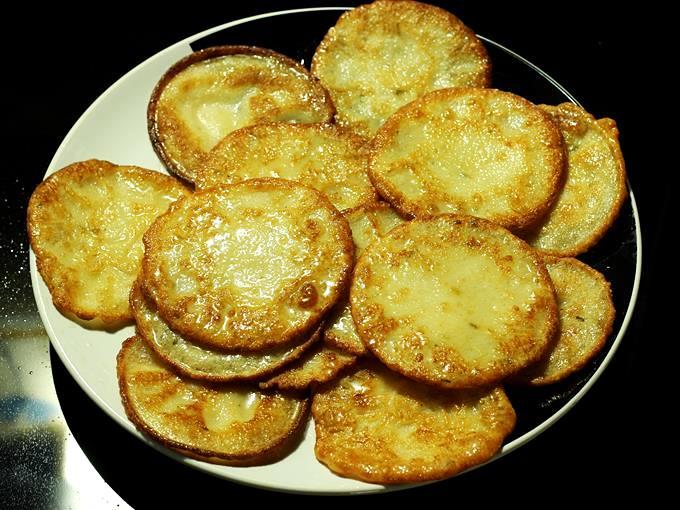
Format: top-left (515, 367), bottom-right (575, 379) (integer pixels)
top-left (30, 7), bottom-right (642, 495)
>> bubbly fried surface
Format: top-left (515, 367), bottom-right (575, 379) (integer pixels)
top-left (324, 203), bottom-right (406, 355)
top-left (312, 0), bottom-right (490, 138)
top-left (130, 283), bottom-right (320, 382)
top-left (27, 159), bottom-right (189, 323)
top-left (312, 361), bottom-right (515, 484)
top-left (524, 103), bottom-right (627, 256)
top-left (369, 87), bottom-right (565, 229)
top-left (148, 46), bottom-right (335, 182)
top-left (517, 257), bottom-right (615, 385)
top-left (195, 123), bottom-right (377, 212)
top-left (142, 178), bottom-right (353, 351)
top-left (351, 215), bottom-right (558, 388)
top-left (117, 336), bottom-right (308, 465)
top-left (259, 342), bottom-right (356, 391)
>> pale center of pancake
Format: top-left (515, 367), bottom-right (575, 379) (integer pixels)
top-left (379, 243), bottom-right (542, 367)
top-left (358, 220), bottom-right (548, 374)
top-left (386, 114), bottom-right (534, 216)
top-left (157, 387), bottom-right (197, 414)
top-left (202, 391), bottom-right (260, 431)
top-left (192, 88), bottom-right (258, 150)
top-left (201, 213), bottom-right (306, 305)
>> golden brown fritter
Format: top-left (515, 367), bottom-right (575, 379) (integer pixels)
top-left (195, 122), bottom-right (377, 212)
top-left (524, 103), bottom-right (627, 256)
top-left (312, 361), bottom-right (515, 483)
top-left (517, 256), bottom-right (615, 385)
top-left (369, 87), bottom-right (566, 230)
top-left (141, 178), bottom-right (353, 351)
top-left (312, 0), bottom-right (490, 137)
top-left (118, 336), bottom-right (308, 466)
top-left (28, 159), bottom-right (189, 323)
top-left (351, 214), bottom-right (558, 389)
top-left (149, 46), bottom-right (334, 182)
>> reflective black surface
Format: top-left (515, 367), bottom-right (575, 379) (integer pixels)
top-left (2, 1), bottom-right (665, 505)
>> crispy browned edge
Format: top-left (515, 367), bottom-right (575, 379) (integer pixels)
top-left (310, 0), bottom-right (492, 99)
top-left (258, 342), bottom-right (359, 391)
top-left (311, 361), bottom-right (516, 484)
top-left (27, 159), bottom-right (189, 324)
top-left (322, 201), bottom-right (408, 354)
top-left (321, 288), bottom-right (368, 356)
top-left (194, 121), bottom-right (379, 211)
top-left (117, 336), bottom-right (310, 466)
top-left (350, 214), bottom-right (560, 389)
top-left (519, 255), bottom-right (615, 386)
top-left (530, 103), bottom-right (628, 256)
top-left (131, 279), bottom-right (324, 382)
top-left (141, 177), bottom-right (355, 352)
top-left (147, 45), bottom-right (336, 183)
top-left (368, 88), bottom-right (567, 231)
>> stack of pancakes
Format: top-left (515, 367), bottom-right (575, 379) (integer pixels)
top-left (28, 0), bottom-right (625, 485)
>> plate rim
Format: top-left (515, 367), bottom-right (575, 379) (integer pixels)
top-left (29, 5), bottom-right (642, 495)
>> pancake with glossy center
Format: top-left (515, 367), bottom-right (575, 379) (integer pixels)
top-left (369, 87), bottom-right (565, 229)
top-left (324, 202), bottom-right (405, 355)
top-left (312, 361), bottom-right (516, 484)
top-left (117, 336), bottom-right (308, 465)
top-left (27, 159), bottom-right (189, 324)
top-left (312, 0), bottom-right (490, 138)
top-left (259, 342), bottom-right (356, 391)
top-left (130, 283), bottom-right (321, 382)
top-left (517, 256), bottom-right (615, 385)
top-left (524, 103), bottom-right (627, 256)
top-left (148, 46), bottom-right (335, 182)
top-left (195, 123), bottom-right (377, 212)
top-left (351, 215), bottom-right (558, 389)
top-left (142, 178), bottom-right (353, 352)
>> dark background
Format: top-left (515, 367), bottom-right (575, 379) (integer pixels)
top-left (3, 1), bottom-right (666, 503)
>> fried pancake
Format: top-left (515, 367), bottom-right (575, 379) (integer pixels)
top-left (195, 123), bottom-right (377, 212)
top-left (312, 361), bottom-right (516, 484)
top-left (130, 283), bottom-right (320, 382)
top-left (369, 87), bottom-right (565, 230)
top-left (148, 46), bottom-right (335, 182)
top-left (27, 159), bottom-right (189, 323)
top-left (517, 256), bottom-right (615, 385)
top-left (324, 202), bottom-right (406, 355)
top-left (311, 0), bottom-right (490, 138)
top-left (524, 103), bottom-right (627, 256)
top-left (117, 336), bottom-right (308, 466)
top-left (142, 178), bottom-right (353, 352)
top-left (259, 343), bottom-right (357, 391)
top-left (351, 215), bottom-right (558, 389)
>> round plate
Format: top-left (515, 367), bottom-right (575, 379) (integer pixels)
top-left (30, 7), bottom-right (641, 495)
